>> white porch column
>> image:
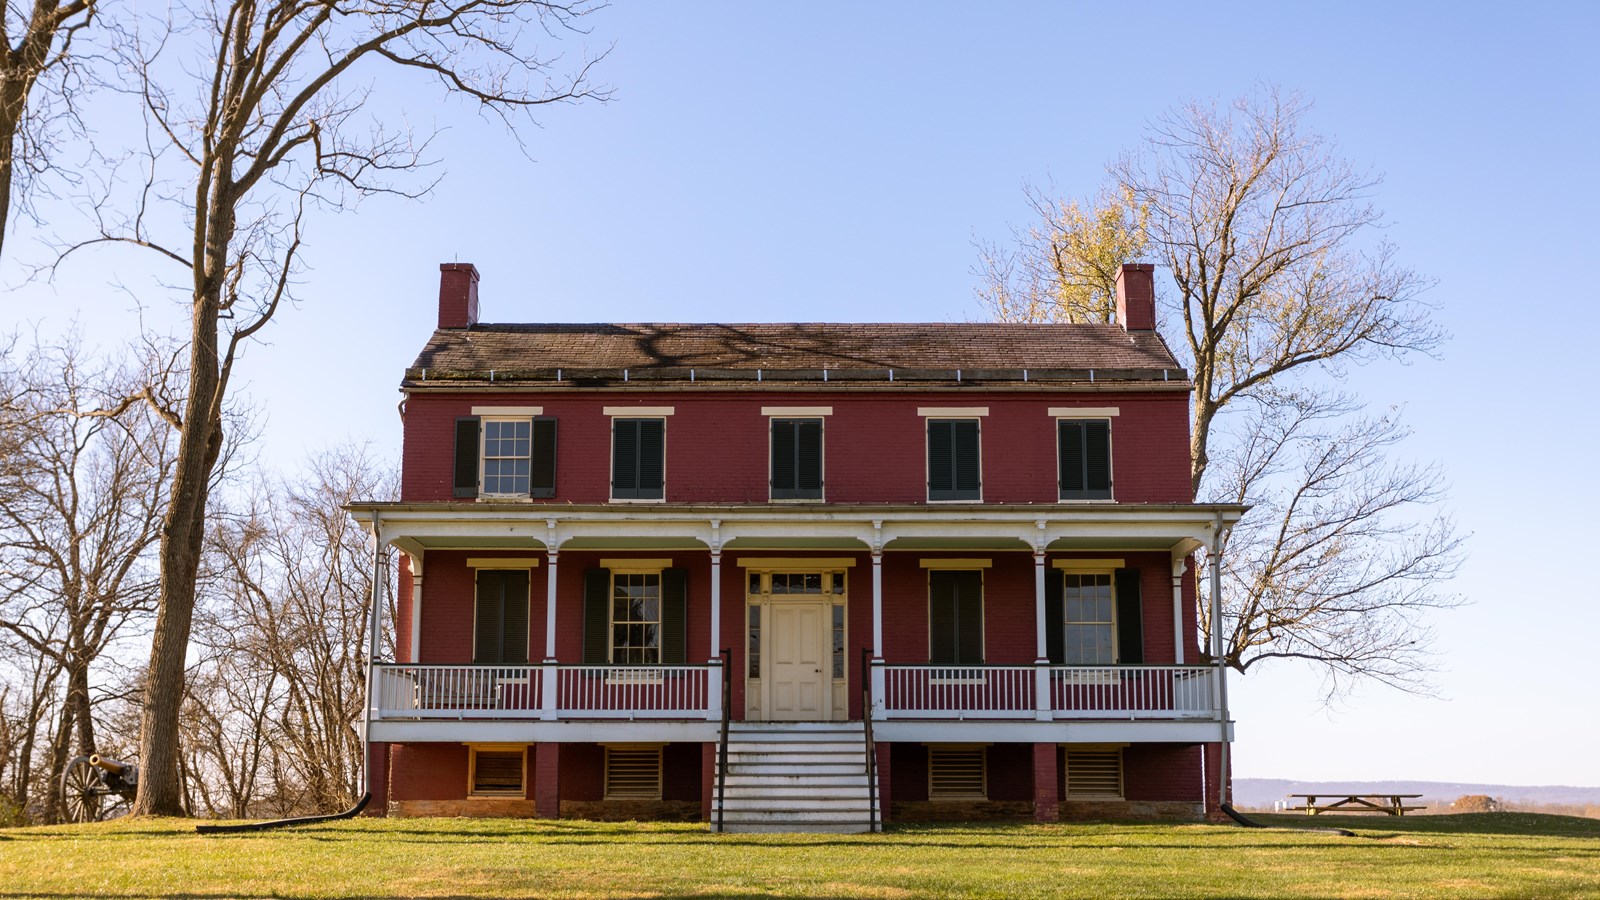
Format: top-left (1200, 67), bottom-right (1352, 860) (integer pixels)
top-left (1171, 556), bottom-right (1188, 665)
top-left (541, 548), bottom-right (559, 721)
top-left (706, 548), bottom-right (723, 721)
top-left (870, 545), bottom-right (885, 719)
top-left (406, 553), bottom-right (423, 664)
top-left (1033, 548), bottom-right (1051, 721)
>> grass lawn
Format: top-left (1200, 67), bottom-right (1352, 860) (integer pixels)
top-left (3, 813), bottom-right (1599, 898)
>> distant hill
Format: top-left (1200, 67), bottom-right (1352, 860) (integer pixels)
top-left (1234, 778), bottom-right (1600, 809)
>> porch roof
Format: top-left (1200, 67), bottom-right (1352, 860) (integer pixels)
top-left (346, 501), bottom-right (1247, 560)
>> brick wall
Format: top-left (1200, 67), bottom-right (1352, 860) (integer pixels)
top-left (401, 390), bottom-right (1191, 504)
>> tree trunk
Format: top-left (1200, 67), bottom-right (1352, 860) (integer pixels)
top-left (133, 293), bottom-right (224, 817)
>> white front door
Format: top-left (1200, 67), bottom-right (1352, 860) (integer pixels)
top-left (767, 601), bottom-right (828, 720)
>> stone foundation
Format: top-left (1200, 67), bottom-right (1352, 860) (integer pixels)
top-left (559, 799), bottom-right (703, 822)
top-left (891, 800), bottom-right (1033, 822)
top-left (390, 798), bottom-right (538, 818)
top-left (1057, 800), bottom-right (1204, 822)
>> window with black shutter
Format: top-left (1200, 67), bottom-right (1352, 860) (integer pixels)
top-left (612, 418), bottom-right (665, 500)
top-left (927, 419), bottom-right (981, 501)
top-left (770, 418), bottom-right (823, 500)
top-left (473, 569), bottom-right (529, 665)
top-left (453, 416), bottom-right (558, 499)
top-left (1058, 419), bottom-right (1112, 500)
top-left (928, 570), bottom-right (984, 665)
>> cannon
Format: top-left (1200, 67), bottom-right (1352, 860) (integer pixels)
top-left (60, 754), bottom-right (138, 823)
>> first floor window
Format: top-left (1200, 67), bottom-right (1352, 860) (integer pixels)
top-left (1063, 573), bottom-right (1114, 665)
top-left (928, 570), bottom-right (983, 665)
top-left (469, 745), bottom-right (527, 797)
top-left (612, 572), bottom-right (661, 665)
top-left (474, 569), bottom-right (530, 665)
top-left (583, 567), bottom-right (688, 665)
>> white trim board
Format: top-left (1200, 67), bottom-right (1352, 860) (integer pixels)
top-left (917, 407), bottom-right (989, 417)
top-left (761, 406), bottom-right (834, 416)
top-left (1048, 407), bottom-right (1119, 418)
top-left (472, 406), bottom-right (544, 416)
top-left (603, 406), bottom-right (675, 417)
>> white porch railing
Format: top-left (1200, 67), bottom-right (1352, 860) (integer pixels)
top-left (880, 664), bottom-right (1217, 720)
top-left (555, 665), bottom-right (710, 718)
top-left (882, 665), bottom-right (1036, 718)
top-left (373, 663), bottom-right (711, 720)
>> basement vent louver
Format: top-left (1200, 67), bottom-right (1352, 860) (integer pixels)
top-left (928, 745), bottom-right (987, 800)
top-left (1064, 748), bottom-right (1123, 799)
top-left (604, 745), bottom-right (663, 799)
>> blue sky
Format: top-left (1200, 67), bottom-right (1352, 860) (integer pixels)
top-left (6, 2), bottom-right (1598, 786)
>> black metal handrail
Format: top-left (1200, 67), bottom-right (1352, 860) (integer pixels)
top-left (715, 647), bottom-right (731, 833)
top-left (861, 647), bottom-right (878, 833)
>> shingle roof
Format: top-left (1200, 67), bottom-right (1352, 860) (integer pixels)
top-left (405, 323), bottom-right (1187, 387)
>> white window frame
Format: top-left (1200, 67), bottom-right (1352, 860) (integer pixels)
top-left (478, 416), bottom-right (534, 498)
top-left (608, 568), bottom-right (665, 666)
top-left (1061, 569), bottom-right (1118, 668)
top-left (926, 568), bottom-right (985, 679)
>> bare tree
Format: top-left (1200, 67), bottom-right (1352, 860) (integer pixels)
top-left (979, 87), bottom-right (1462, 696)
top-left (0, 0), bottom-right (95, 259)
top-left (0, 331), bottom-right (173, 820)
top-left (56, 0), bottom-right (607, 815)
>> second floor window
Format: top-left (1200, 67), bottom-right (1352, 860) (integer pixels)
top-left (1058, 419), bottom-right (1112, 500)
top-left (927, 419), bottom-right (981, 501)
top-left (770, 418), bottom-right (823, 500)
top-left (453, 416), bottom-right (556, 499)
top-left (611, 418), bottom-right (665, 500)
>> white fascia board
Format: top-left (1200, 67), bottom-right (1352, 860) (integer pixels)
top-left (370, 719), bottom-right (719, 744)
top-left (874, 719), bottom-right (1228, 744)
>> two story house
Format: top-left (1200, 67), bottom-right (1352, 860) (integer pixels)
top-left (348, 262), bottom-right (1244, 832)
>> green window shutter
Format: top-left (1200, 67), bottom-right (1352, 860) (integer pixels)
top-left (796, 419), bottom-right (823, 498)
top-left (928, 421), bottom-right (954, 500)
top-left (583, 569), bottom-right (611, 664)
top-left (955, 570), bottom-right (984, 664)
top-left (771, 419), bottom-right (797, 498)
top-left (928, 570), bottom-right (957, 664)
top-left (952, 420), bottom-right (981, 499)
top-left (501, 569), bottom-right (530, 665)
top-left (474, 570), bottom-right (502, 664)
top-left (1114, 568), bottom-right (1143, 664)
top-left (636, 419), bottom-right (665, 499)
top-left (530, 417), bottom-right (557, 498)
top-left (1061, 420), bottom-right (1112, 500)
top-left (1045, 568), bottom-right (1065, 665)
top-left (612, 420), bottom-right (638, 498)
top-left (1084, 420), bottom-right (1111, 498)
top-left (454, 417), bottom-right (481, 498)
top-left (660, 568), bottom-right (688, 665)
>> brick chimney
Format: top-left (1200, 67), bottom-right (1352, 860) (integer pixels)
top-left (1115, 263), bottom-right (1156, 331)
top-left (438, 263), bottom-right (480, 329)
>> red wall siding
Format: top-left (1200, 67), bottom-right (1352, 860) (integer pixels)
top-left (1123, 744), bottom-right (1204, 803)
top-left (390, 743), bottom-right (470, 801)
top-left (401, 390), bottom-right (1191, 504)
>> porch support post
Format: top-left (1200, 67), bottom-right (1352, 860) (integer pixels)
top-left (707, 543), bottom-right (723, 722)
top-left (1210, 513), bottom-right (1232, 809)
top-left (407, 553), bottom-right (423, 664)
top-left (1033, 522), bottom-right (1051, 722)
top-left (1171, 555), bottom-right (1187, 665)
top-left (1032, 742), bottom-right (1059, 822)
top-left (541, 529), bottom-right (559, 721)
top-left (870, 520), bottom-right (885, 719)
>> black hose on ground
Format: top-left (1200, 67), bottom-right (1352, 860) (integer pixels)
top-left (1221, 802), bottom-right (1355, 837)
top-left (196, 792), bottom-right (370, 834)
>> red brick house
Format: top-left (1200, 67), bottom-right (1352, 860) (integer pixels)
top-left (348, 262), bottom-right (1244, 831)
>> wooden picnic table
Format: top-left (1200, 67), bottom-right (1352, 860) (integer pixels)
top-left (1287, 793), bottom-right (1425, 816)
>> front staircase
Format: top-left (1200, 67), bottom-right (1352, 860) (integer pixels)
top-left (712, 721), bottom-right (879, 833)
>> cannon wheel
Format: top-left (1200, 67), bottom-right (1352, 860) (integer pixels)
top-left (61, 756), bottom-right (131, 823)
